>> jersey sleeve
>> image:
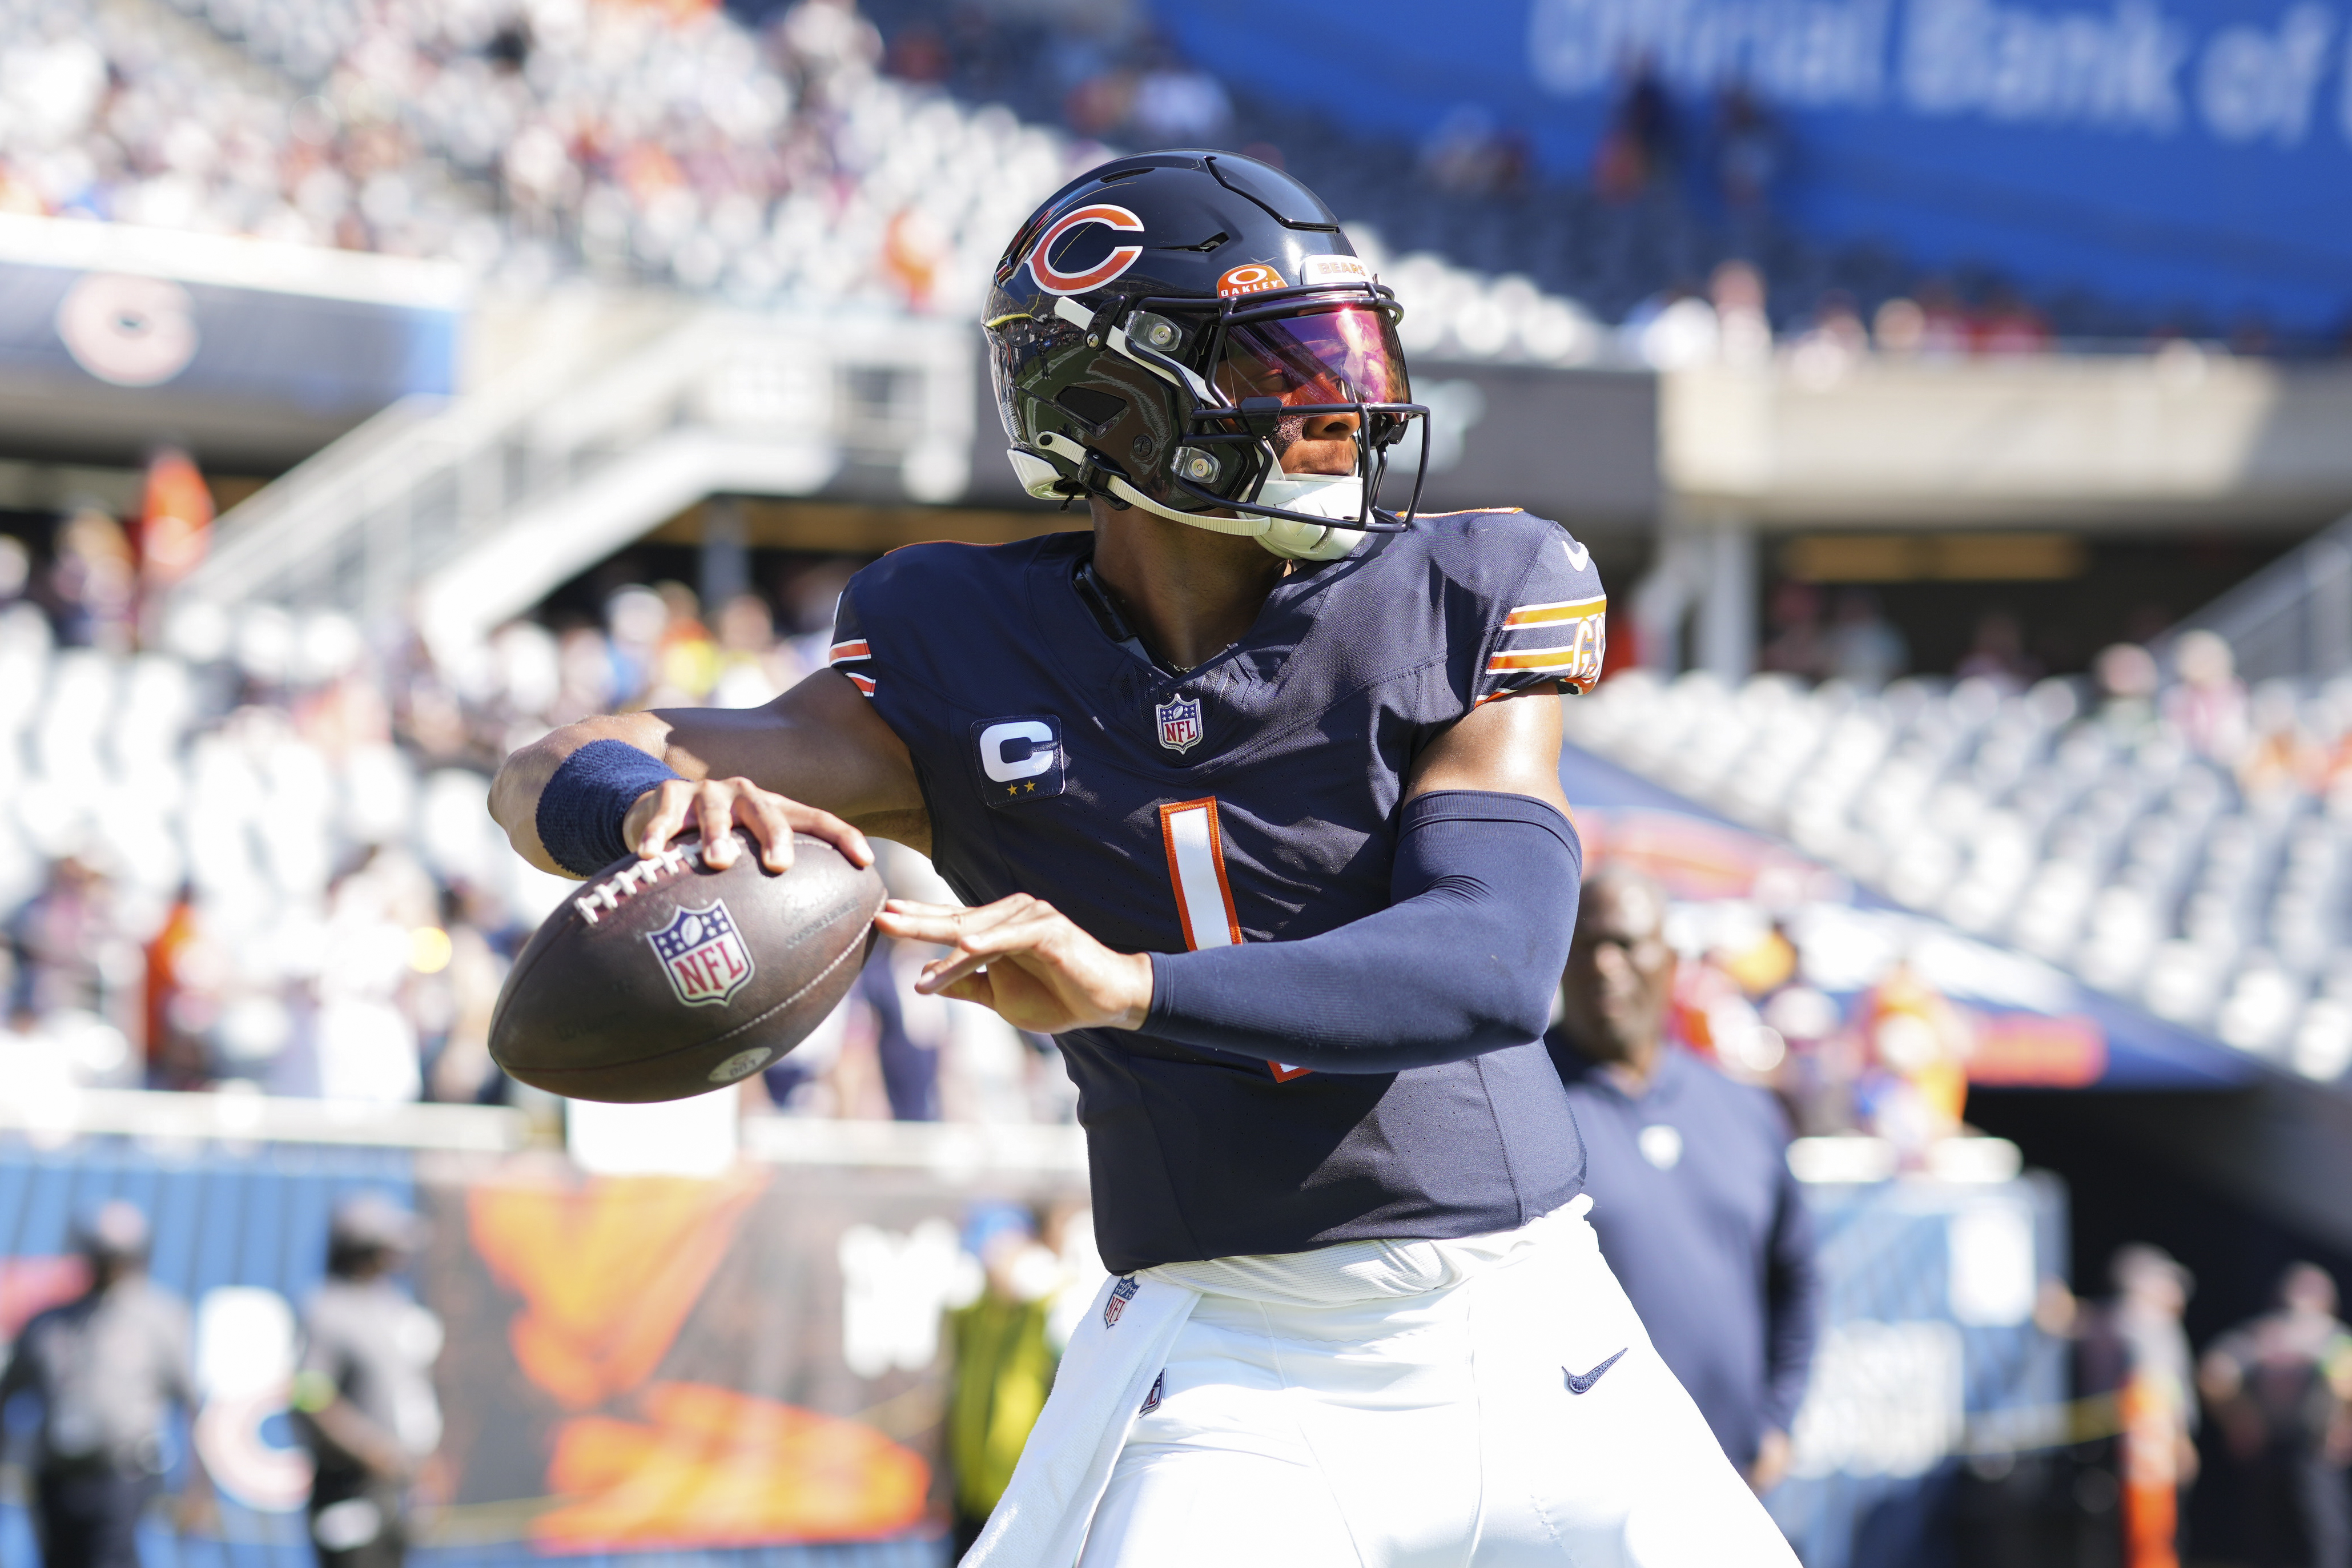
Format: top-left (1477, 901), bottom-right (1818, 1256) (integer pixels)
top-left (1475, 525), bottom-right (1607, 701)
top-left (826, 589), bottom-right (875, 698)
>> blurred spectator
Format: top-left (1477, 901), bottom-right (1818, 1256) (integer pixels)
top-left (47, 512), bottom-right (135, 653)
top-left (1787, 291), bottom-right (1869, 384)
top-left (2095, 642), bottom-right (2162, 744)
top-left (1547, 867), bottom-right (1820, 1491)
top-left (1975, 289), bottom-right (2053, 355)
top-left (946, 1202), bottom-right (1060, 1558)
top-left (772, 0), bottom-right (882, 107)
top-left (2240, 680), bottom-right (2326, 801)
top-left (1955, 608), bottom-right (2041, 692)
top-left (0, 534), bottom-right (31, 603)
top-left (2198, 1263), bottom-right (2352, 1568)
top-left (292, 1196), bottom-right (444, 1568)
top-left (1854, 963), bottom-right (1971, 1163)
top-left (1625, 287), bottom-right (1719, 370)
top-left (132, 451), bottom-right (212, 622)
top-left (2079, 1245), bottom-right (2200, 1568)
top-left (1594, 58), bottom-right (1673, 203)
top-left (1131, 53), bottom-right (1231, 147)
top-left (2165, 630), bottom-right (2252, 766)
top-left (1823, 588), bottom-right (1907, 689)
top-left (1759, 581), bottom-right (1827, 680)
top-left (883, 23), bottom-right (951, 85)
top-left (0, 1202), bottom-right (212, 1568)
top-left (1420, 106), bottom-right (1524, 198)
top-left (1914, 282), bottom-right (1972, 357)
top-left (1713, 81), bottom-right (1779, 214)
top-left (1873, 296), bottom-right (1927, 356)
top-left (1709, 260), bottom-right (1772, 367)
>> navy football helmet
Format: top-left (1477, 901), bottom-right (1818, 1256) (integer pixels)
top-left (984, 151), bottom-right (1427, 562)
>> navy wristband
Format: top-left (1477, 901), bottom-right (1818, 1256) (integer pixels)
top-left (534, 739), bottom-right (684, 877)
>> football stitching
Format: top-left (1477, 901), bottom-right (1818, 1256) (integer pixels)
top-left (570, 844), bottom-right (695, 924)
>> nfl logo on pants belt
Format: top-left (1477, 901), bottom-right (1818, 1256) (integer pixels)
top-left (646, 900), bottom-right (755, 1006)
top-left (1156, 695), bottom-right (1201, 754)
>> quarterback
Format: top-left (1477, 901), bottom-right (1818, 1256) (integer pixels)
top-left (490, 152), bottom-right (1795, 1566)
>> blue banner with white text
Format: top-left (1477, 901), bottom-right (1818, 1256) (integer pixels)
top-left (1150, 0), bottom-right (2352, 329)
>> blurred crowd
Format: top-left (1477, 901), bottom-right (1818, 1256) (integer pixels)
top-left (0, 0), bottom-right (1081, 316)
top-left (0, 458), bottom-right (1070, 1124)
top-left (1573, 637), bottom-right (2352, 1087)
top-left (0, 0), bottom-right (2309, 354)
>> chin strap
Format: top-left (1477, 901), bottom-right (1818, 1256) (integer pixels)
top-left (1012, 440), bottom-right (1370, 564)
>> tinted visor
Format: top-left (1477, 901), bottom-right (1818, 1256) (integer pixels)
top-left (1215, 303), bottom-right (1410, 410)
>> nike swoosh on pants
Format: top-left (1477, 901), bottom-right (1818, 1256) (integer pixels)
top-left (1562, 1347), bottom-right (1626, 1394)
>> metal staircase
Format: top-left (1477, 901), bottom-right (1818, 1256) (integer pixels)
top-left (178, 303), bottom-right (976, 656)
top-left (2163, 510), bottom-right (2352, 684)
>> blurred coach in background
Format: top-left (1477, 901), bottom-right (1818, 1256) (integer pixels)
top-left (0, 1201), bottom-right (210, 1568)
top-left (1547, 866), bottom-right (1821, 1492)
top-left (291, 1195), bottom-right (444, 1568)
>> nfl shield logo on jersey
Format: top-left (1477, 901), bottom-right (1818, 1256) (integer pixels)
top-left (1155, 695), bottom-right (1203, 754)
top-left (646, 900), bottom-right (755, 1007)
top-left (1104, 1274), bottom-right (1139, 1327)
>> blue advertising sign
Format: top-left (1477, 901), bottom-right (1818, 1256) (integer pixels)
top-left (1150, 0), bottom-right (2352, 329)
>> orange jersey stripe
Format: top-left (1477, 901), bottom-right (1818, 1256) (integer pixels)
top-left (1501, 597), bottom-right (1606, 628)
top-left (1487, 647), bottom-right (1593, 672)
top-left (828, 640), bottom-right (871, 663)
top-left (844, 671), bottom-right (876, 695)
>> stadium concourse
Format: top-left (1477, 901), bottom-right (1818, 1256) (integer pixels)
top-left (5, 1), bottom-right (2352, 1566)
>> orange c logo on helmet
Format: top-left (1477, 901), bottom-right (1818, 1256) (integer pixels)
top-left (1216, 263), bottom-right (1284, 298)
top-left (1027, 204), bottom-right (1147, 296)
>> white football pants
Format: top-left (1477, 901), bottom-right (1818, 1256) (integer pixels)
top-left (1071, 1199), bottom-right (1796, 1567)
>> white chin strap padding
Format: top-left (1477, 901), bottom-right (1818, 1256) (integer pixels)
top-left (1103, 475), bottom-right (1268, 535)
top-left (1254, 473), bottom-right (1368, 562)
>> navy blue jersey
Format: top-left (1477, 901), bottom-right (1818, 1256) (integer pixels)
top-left (830, 512), bottom-right (1605, 1274)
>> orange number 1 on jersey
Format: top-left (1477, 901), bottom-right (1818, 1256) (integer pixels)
top-left (1156, 798), bottom-right (1309, 1082)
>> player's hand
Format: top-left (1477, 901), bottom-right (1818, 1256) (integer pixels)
top-left (875, 895), bottom-right (1153, 1034)
top-left (622, 775), bottom-right (873, 874)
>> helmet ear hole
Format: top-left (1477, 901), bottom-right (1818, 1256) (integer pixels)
top-left (1054, 385), bottom-right (1128, 431)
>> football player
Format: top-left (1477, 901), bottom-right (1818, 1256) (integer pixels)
top-left (490, 152), bottom-right (1795, 1566)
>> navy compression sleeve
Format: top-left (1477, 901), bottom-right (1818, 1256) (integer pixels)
top-left (1141, 790), bottom-right (1581, 1073)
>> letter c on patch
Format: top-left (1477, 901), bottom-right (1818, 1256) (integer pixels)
top-left (979, 720), bottom-right (1056, 783)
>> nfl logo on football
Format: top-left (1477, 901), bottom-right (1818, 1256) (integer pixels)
top-left (1155, 695), bottom-right (1202, 754)
top-left (646, 900), bottom-right (755, 1007)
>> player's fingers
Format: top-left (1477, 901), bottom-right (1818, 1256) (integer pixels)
top-left (934, 971), bottom-right (997, 1008)
top-left (731, 788), bottom-right (798, 874)
top-left (873, 903), bottom-right (967, 944)
top-left (914, 911), bottom-right (1063, 992)
top-left (694, 783), bottom-right (740, 867)
top-left (782, 800), bottom-right (873, 869)
top-left (631, 778), bottom-right (695, 858)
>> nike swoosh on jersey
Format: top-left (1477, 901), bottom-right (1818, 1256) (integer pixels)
top-left (1563, 1347), bottom-right (1627, 1394)
top-left (1562, 538), bottom-right (1591, 573)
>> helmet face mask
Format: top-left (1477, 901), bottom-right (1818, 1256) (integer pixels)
top-left (984, 152), bottom-right (1429, 562)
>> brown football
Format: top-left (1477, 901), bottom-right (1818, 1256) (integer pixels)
top-left (489, 832), bottom-right (885, 1103)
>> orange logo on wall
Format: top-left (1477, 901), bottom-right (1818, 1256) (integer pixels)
top-left (466, 1173), bottom-right (930, 1548)
top-left (538, 1382), bottom-right (930, 1548)
top-left (470, 1172), bottom-right (767, 1411)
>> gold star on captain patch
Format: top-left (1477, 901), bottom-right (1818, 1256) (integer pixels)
top-left (1007, 785), bottom-right (1018, 795)
top-left (1025, 781), bottom-right (1036, 792)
